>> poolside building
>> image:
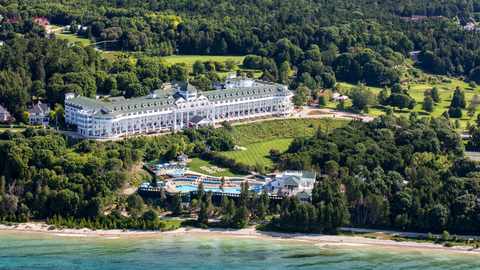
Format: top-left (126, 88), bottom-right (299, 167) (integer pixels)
top-left (269, 170), bottom-right (316, 198)
top-left (64, 79), bottom-right (293, 138)
top-left (177, 153), bottom-right (188, 162)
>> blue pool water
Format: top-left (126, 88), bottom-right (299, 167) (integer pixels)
top-left (168, 170), bottom-right (185, 176)
top-left (174, 185), bottom-right (241, 194)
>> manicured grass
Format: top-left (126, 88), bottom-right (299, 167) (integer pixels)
top-left (187, 157), bottom-right (247, 177)
top-left (163, 55), bottom-right (246, 66)
top-left (229, 118), bottom-right (351, 145)
top-left (336, 80), bottom-right (478, 132)
top-left (222, 138), bottom-right (293, 166)
top-left (49, 25), bottom-right (62, 30)
top-left (56, 34), bottom-right (92, 45)
top-left (163, 55), bottom-right (264, 78)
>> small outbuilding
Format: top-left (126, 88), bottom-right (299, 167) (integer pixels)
top-left (177, 153), bottom-right (188, 162)
top-left (188, 115), bottom-right (212, 129)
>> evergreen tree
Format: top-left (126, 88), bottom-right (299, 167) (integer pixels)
top-left (197, 183), bottom-right (205, 203)
top-left (238, 181), bottom-right (250, 207)
top-left (318, 94), bottom-right (328, 107)
top-left (467, 101), bottom-right (477, 119)
top-left (172, 193), bottom-right (183, 216)
top-left (451, 88), bottom-right (466, 108)
top-left (232, 206), bottom-right (250, 229)
top-left (377, 87), bottom-right (389, 105)
top-left (0, 176), bottom-right (4, 194)
top-left (422, 96), bottom-right (434, 113)
top-left (220, 177), bottom-right (225, 192)
top-left (197, 201), bottom-right (209, 226)
top-left (428, 87), bottom-right (442, 103)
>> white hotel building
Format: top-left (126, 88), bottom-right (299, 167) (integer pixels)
top-left (65, 75), bottom-right (294, 139)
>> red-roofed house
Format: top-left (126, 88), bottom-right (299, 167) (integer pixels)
top-left (8, 18), bottom-right (22, 23)
top-left (33, 17), bottom-right (50, 26)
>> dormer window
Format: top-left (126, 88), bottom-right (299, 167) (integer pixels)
top-left (214, 95), bottom-right (218, 98)
top-left (168, 101), bottom-right (173, 104)
top-left (155, 102), bottom-right (159, 106)
top-left (149, 103), bottom-right (153, 106)
top-left (220, 94), bottom-right (224, 98)
top-left (243, 92), bottom-right (247, 95)
top-left (122, 106), bottom-right (127, 110)
top-left (129, 105), bottom-right (133, 109)
top-left (135, 104), bottom-right (140, 108)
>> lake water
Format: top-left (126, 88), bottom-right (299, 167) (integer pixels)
top-left (0, 231), bottom-right (479, 269)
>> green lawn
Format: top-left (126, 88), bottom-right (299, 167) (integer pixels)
top-left (163, 55), bottom-right (246, 66)
top-left (49, 25), bottom-right (62, 30)
top-left (229, 118), bottom-right (350, 145)
top-left (163, 55), bottom-right (263, 78)
top-left (56, 34), bottom-right (92, 45)
top-left (222, 138), bottom-right (293, 166)
top-left (335, 80), bottom-right (478, 132)
top-left (187, 157), bottom-right (247, 177)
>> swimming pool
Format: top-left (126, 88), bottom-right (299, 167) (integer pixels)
top-left (174, 185), bottom-right (241, 194)
top-left (168, 170), bottom-right (185, 177)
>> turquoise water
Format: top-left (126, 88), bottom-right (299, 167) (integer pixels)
top-left (174, 185), bottom-right (241, 194)
top-left (1, 231), bottom-right (479, 269)
top-left (168, 170), bottom-right (185, 176)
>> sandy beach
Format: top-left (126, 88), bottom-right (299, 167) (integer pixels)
top-left (1, 222), bottom-right (479, 254)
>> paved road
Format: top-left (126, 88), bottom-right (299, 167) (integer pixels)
top-left (297, 106), bottom-right (375, 122)
top-left (341, 227), bottom-right (480, 239)
top-left (56, 106), bottom-right (373, 141)
top-left (51, 106), bottom-right (469, 141)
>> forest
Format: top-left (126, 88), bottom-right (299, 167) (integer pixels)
top-left (1, 114), bottom-right (480, 235)
top-left (263, 114), bottom-right (480, 234)
top-left (0, 124), bottom-right (238, 224)
top-left (2, 0), bottom-right (480, 121)
top-left (0, 0), bottom-right (480, 234)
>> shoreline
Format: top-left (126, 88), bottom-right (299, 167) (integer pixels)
top-left (1, 222), bottom-right (480, 254)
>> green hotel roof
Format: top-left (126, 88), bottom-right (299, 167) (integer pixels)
top-left (297, 190), bottom-right (312, 198)
top-left (301, 171), bottom-right (316, 179)
top-left (65, 96), bottom-right (106, 110)
top-left (199, 84), bottom-right (291, 103)
top-left (66, 81), bottom-right (291, 117)
top-left (285, 170), bottom-right (316, 179)
top-left (283, 176), bottom-right (301, 186)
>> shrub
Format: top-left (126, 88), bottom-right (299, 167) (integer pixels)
top-left (444, 242), bottom-right (454, 247)
top-left (442, 230), bottom-right (450, 241)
